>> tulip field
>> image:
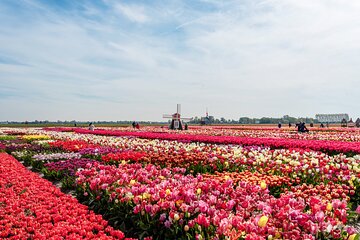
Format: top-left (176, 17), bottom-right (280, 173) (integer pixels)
top-left (0, 126), bottom-right (360, 239)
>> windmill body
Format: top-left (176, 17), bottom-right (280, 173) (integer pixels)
top-left (163, 104), bottom-right (192, 130)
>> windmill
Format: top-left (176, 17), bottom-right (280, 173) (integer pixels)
top-left (163, 104), bottom-right (192, 130)
top-left (200, 107), bottom-right (211, 125)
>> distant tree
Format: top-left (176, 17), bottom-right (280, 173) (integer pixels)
top-left (194, 116), bottom-right (200, 124)
top-left (208, 116), bottom-right (215, 123)
top-left (239, 117), bottom-right (251, 124)
top-left (259, 117), bottom-right (271, 124)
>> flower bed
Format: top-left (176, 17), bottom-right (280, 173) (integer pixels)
top-left (283, 183), bottom-right (354, 202)
top-left (0, 153), bottom-right (126, 239)
top-left (100, 146), bottom-right (360, 188)
top-left (33, 152), bottom-right (82, 162)
top-left (21, 131), bottom-right (360, 202)
top-left (76, 162), bottom-right (356, 239)
top-left (45, 125), bottom-right (360, 142)
top-left (0, 143), bottom-right (5, 152)
top-left (2, 127), bottom-right (360, 239)
top-left (101, 151), bottom-right (147, 163)
top-left (71, 128), bottom-right (360, 154)
top-left (0, 135), bottom-right (17, 141)
top-left (6, 142), bottom-right (45, 154)
top-left (79, 147), bottom-right (121, 159)
top-left (49, 140), bottom-right (100, 152)
top-left (22, 134), bottom-right (51, 141)
top-left (202, 171), bottom-right (295, 197)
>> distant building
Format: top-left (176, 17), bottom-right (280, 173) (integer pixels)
top-left (355, 118), bottom-right (360, 128)
top-left (200, 108), bottom-right (214, 125)
top-left (348, 118), bottom-right (355, 128)
top-left (315, 114), bottom-right (349, 123)
top-left (200, 116), bottom-right (214, 125)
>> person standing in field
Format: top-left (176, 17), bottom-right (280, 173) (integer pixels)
top-left (298, 122), bottom-right (309, 133)
top-left (89, 122), bottom-right (95, 131)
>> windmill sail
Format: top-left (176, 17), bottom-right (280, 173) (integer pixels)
top-left (177, 104), bottom-right (181, 115)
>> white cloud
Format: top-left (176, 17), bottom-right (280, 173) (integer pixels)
top-left (114, 3), bottom-right (149, 23)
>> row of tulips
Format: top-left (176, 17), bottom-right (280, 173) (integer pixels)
top-left (202, 171), bottom-right (294, 188)
top-left (33, 152), bottom-right (82, 162)
top-left (187, 127), bottom-right (360, 142)
top-left (43, 125), bottom-right (360, 142)
top-left (21, 134), bottom-right (51, 141)
top-left (107, 126), bottom-right (360, 142)
top-left (0, 153), bottom-right (127, 239)
top-left (0, 135), bottom-right (17, 141)
top-left (0, 142), bottom-right (5, 151)
top-left (42, 158), bottom-right (100, 189)
top-left (49, 139), bottom-right (100, 152)
top-left (43, 125), bottom-right (360, 133)
top-left (101, 151), bottom-right (147, 163)
top-left (66, 128), bottom-right (360, 155)
top-left (5, 142), bottom-right (46, 154)
top-left (198, 126), bottom-right (360, 132)
top-left (76, 162), bottom-right (357, 239)
top-left (2, 130), bottom-right (26, 135)
top-left (283, 183), bottom-right (354, 202)
top-left (43, 158), bottom-right (98, 178)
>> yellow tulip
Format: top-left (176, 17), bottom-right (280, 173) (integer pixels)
top-left (326, 203), bottom-right (332, 211)
top-left (348, 234), bottom-right (358, 240)
top-left (258, 216), bottom-right (268, 227)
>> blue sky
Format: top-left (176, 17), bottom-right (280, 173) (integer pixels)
top-left (1, 0), bottom-right (360, 121)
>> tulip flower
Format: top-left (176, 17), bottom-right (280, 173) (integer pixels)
top-left (258, 216), bottom-right (269, 228)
